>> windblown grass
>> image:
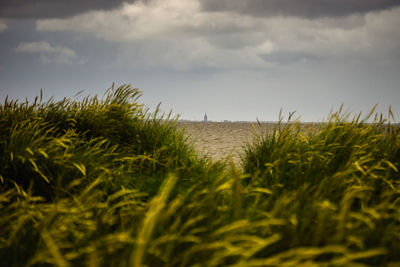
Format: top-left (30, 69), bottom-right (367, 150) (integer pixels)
top-left (1, 86), bottom-right (399, 266)
top-left (0, 84), bottom-right (220, 199)
top-left (242, 107), bottom-right (400, 265)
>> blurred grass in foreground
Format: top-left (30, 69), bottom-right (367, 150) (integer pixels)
top-left (1, 85), bottom-right (399, 266)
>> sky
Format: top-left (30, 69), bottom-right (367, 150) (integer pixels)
top-left (1, 0), bottom-right (400, 122)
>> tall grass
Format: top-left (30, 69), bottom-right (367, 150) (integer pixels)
top-left (242, 107), bottom-right (400, 265)
top-left (0, 84), bottom-right (220, 199)
top-left (1, 86), bottom-right (399, 266)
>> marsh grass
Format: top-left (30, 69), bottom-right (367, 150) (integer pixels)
top-left (1, 86), bottom-right (399, 266)
top-left (242, 107), bottom-right (400, 265)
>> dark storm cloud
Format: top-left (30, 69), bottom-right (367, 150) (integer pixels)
top-left (200, 0), bottom-right (400, 18)
top-left (0, 0), bottom-right (138, 19)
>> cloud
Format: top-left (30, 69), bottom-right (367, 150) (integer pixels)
top-left (35, 0), bottom-right (400, 69)
top-left (200, 0), bottom-right (400, 19)
top-left (36, 0), bottom-right (256, 42)
top-left (0, 20), bottom-right (7, 32)
top-left (0, 0), bottom-right (137, 18)
top-left (260, 51), bottom-right (321, 65)
top-left (35, 0), bottom-right (273, 69)
top-left (14, 41), bottom-right (78, 64)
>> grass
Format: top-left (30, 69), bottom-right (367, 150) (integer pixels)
top-left (1, 85), bottom-right (399, 266)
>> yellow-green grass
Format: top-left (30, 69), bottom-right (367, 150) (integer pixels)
top-left (0, 86), bottom-right (399, 266)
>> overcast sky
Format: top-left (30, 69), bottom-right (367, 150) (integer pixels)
top-left (1, 0), bottom-right (399, 121)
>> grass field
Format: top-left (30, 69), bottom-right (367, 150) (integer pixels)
top-left (1, 85), bottom-right (399, 266)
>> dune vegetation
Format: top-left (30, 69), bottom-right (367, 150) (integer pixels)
top-left (1, 85), bottom-right (399, 266)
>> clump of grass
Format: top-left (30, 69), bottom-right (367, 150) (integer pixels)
top-left (242, 106), bottom-right (400, 264)
top-left (0, 84), bottom-right (219, 199)
top-left (1, 87), bottom-right (399, 266)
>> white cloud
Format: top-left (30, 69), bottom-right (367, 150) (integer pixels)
top-left (35, 0), bottom-right (400, 69)
top-left (0, 19), bottom-right (7, 32)
top-left (14, 41), bottom-right (78, 64)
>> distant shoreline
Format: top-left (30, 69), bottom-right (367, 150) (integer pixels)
top-left (177, 120), bottom-right (399, 125)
